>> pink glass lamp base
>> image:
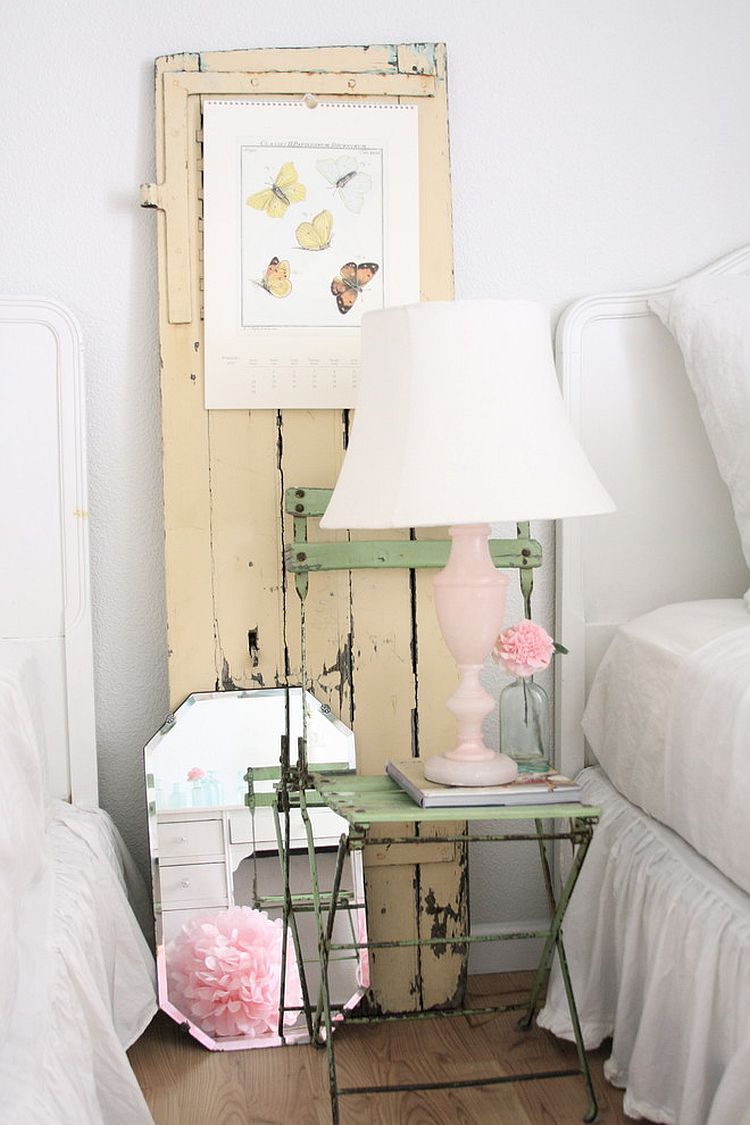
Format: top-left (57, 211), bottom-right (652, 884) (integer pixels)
top-left (422, 524), bottom-right (519, 788)
top-left (423, 742), bottom-right (518, 786)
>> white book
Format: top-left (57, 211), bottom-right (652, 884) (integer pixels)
top-left (385, 758), bottom-right (581, 809)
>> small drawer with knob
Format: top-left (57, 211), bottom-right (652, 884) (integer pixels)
top-left (158, 817), bottom-right (224, 861)
top-left (159, 862), bottom-right (229, 909)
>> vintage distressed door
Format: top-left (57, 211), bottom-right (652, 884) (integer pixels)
top-left (143, 42), bottom-right (465, 1011)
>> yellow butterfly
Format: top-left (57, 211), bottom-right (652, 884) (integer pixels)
top-left (247, 162), bottom-right (306, 218)
top-left (256, 257), bottom-right (292, 298)
top-left (295, 209), bottom-right (333, 251)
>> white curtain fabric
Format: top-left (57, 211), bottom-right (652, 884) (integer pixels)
top-left (538, 768), bottom-right (750, 1125)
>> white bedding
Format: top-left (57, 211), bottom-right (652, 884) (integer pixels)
top-left (0, 670), bottom-right (157, 1125)
top-left (539, 768), bottom-right (750, 1125)
top-left (582, 598), bottom-right (750, 893)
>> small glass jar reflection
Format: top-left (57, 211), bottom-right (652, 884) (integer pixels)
top-left (168, 782), bottom-right (188, 808)
top-left (190, 776), bottom-right (207, 807)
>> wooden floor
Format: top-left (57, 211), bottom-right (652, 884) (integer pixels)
top-left (129, 972), bottom-right (634, 1125)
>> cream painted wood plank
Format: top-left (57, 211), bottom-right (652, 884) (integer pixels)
top-left (161, 524), bottom-right (215, 706)
top-left (363, 856), bottom-right (422, 1014)
top-left (415, 820), bottom-right (470, 1009)
top-left (349, 543), bottom-right (419, 1009)
top-left (199, 44), bottom-right (399, 75)
top-left (156, 52), bottom-right (200, 76)
top-left (396, 43), bottom-right (439, 75)
top-left (154, 59), bottom-right (216, 707)
top-left (408, 46), bottom-right (454, 304)
top-left (207, 410), bottom-right (285, 691)
top-left (412, 528), bottom-right (458, 761)
top-left (349, 561), bottom-right (415, 776)
top-left (364, 840), bottom-right (456, 866)
top-left (189, 70), bottom-right (436, 97)
top-left (280, 410), bottom-right (351, 721)
top-left (160, 72), bottom-right (202, 324)
top-left (409, 43), bottom-right (457, 760)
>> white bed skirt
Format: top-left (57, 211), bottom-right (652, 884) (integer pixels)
top-left (2, 798), bottom-right (156, 1124)
top-left (538, 768), bottom-right (750, 1125)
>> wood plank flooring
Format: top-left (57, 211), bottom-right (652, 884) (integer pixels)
top-left (129, 972), bottom-right (635, 1125)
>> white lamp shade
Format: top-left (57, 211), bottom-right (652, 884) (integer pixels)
top-left (320, 299), bottom-right (614, 530)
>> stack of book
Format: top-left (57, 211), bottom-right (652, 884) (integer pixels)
top-left (385, 758), bottom-right (581, 808)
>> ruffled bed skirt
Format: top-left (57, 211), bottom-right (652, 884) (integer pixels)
top-left (538, 768), bottom-right (750, 1125)
top-left (2, 802), bottom-right (156, 1124)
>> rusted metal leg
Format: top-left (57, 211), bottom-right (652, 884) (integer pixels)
top-left (272, 798), bottom-right (314, 1040)
top-left (313, 831), bottom-right (349, 1042)
top-left (556, 920), bottom-right (599, 1123)
top-left (519, 820), bottom-right (587, 1025)
top-left (301, 793), bottom-right (347, 1125)
top-left (299, 793), bottom-right (327, 1043)
top-left (519, 818), bottom-right (598, 1124)
top-left (321, 848), bottom-right (348, 1125)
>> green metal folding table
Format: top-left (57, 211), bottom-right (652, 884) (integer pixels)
top-left (291, 769), bottom-right (601, 1124)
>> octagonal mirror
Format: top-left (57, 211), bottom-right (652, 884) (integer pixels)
top-left (144, 687), bottom-right (367, 1050)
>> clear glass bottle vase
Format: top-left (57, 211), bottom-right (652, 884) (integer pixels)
top-left (499, 676), bottom-right (551, 767)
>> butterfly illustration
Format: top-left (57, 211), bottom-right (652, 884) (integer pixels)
top-left (316, 156), bottom-right (372, 214)
top-left (246, 162), bottom-right (306, 218)
top-left (295, 209), bottom-right (333, 251)
top-left (255, 257), bottom-right (292, 298)
top-left (330, 262), bottom-right (379, 314)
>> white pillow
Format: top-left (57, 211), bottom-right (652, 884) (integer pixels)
top-left (649, 274), bottom-right (750, 606)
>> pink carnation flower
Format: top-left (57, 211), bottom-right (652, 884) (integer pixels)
top-left (186, 766), bottom-right (205, 781)
top-left (492, 620), bottom-right (555, 679)
top-left (166, 906), bottom-right (302, 1038)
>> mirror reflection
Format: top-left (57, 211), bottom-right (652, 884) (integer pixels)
top-left (144, 687), bottom-right (367, 1050)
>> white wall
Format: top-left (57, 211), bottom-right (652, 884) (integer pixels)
top-left (3, 1), bottom-right (750, 934)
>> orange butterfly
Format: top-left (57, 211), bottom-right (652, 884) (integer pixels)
top-left (256, 256), bottom-right (291, 298)
top-left (330, 262), bottom-right (379, 315)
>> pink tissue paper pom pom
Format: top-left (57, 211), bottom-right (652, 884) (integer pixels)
top-left (186, 767), bottom-right (205, 781)
top-left (492, 620), bottom-right (555, 679)
top-left (166, 906), bottom-right (303, 1038)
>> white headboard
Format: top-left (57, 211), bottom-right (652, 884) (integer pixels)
top-left (555, 246), bottom-right (750, 779)
top-left (0, 297), bottom-right (97, 804)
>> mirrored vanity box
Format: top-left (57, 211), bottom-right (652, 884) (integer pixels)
top-left (145, 686), bottom-right (368, 1050)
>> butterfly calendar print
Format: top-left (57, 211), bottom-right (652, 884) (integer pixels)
top-left (330, 262), bottom-right (379, 314)
top-left (204, 98), bottom-right (419, 406)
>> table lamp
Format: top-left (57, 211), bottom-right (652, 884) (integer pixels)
top-left (320, 300), bottom-right (614, 786)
